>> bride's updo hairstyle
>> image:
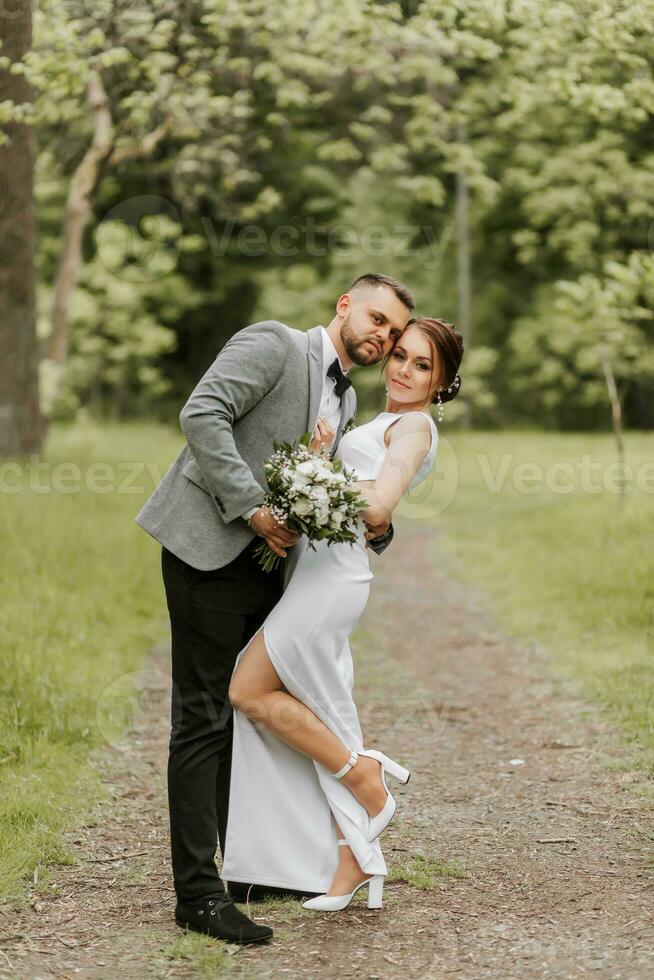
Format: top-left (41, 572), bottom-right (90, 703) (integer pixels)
top-left (384, 316), bottom-right (465, 405)
top-left (415, 317), bottom-right (464, 405)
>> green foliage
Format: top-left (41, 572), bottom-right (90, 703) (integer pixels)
top-left (459, 0), bottom-right (654, 426)
top-left (510, 252), bottom-right (654, 425)
top-left (2, 1), bottom-right (653, 426)
top-left (39, 219), bottom-right (199, 419)
top-left (16, 0), bottom-right (420, 411)
top-left (466, 0), bottom-right (654, 273)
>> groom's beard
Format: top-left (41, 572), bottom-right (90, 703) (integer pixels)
top-left (340, 316), bottom-right (385, 366)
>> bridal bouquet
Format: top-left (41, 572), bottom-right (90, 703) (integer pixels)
top-left (252, 432), bottom-right (368, 572)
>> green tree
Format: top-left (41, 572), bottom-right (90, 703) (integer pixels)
top-left (511, 251), bottom-right (654, 444)
top-left (461, 0), bottom-right (654, 427)
top-left (14, 0), bottom-right (419, 414)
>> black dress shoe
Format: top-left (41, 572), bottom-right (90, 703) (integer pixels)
top-left (175, 892), bottom-right (273, 944)
top-left (225, 880), bottom-right (320, 903)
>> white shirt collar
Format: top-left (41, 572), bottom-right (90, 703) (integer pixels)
top-left (320, 326), bottom-right (349, 376)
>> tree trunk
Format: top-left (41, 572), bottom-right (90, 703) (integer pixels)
top-left (45, 69), bottom-right (170, 408)
top-left (456, 122), bottom-right (472, 428)
top-left (456, 134), bottom-right (471, 343)
top-left (600, 350), bottom-right (626, 509)
top-left (47, 71), bottom-right (114, 368)
top-left (0, 1), bottom-right (42, 456)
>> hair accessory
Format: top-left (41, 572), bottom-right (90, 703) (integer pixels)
top-left (435, 373), bottom-right (460, 422)
top-left (446, 373), bottom-right (461, 395)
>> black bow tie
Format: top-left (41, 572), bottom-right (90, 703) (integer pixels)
top-left (326, 357), bottom-right (352, 399)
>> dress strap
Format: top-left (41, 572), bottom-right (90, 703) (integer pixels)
top-left (381, 410), bottom-right (435, 450)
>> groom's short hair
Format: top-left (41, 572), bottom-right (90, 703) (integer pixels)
top-left (349, 273), bottom-right (415, 312)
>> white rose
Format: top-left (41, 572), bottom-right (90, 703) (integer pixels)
top-left (310, 486), bottom-right (330, 506)
top-left (314, 467), bottom-right (332, 482)
top-left (292, 471), bottom-right (311, 490)
top-left (292, 496), bottom-right (313, 517)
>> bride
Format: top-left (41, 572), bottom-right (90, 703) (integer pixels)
top-left (222, 316), bottom-right (464, 911)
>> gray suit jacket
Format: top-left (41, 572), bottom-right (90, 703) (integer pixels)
top-left (134, 321), bottom-right (393, 570)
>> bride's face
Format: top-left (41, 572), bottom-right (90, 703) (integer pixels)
top-left (385, 327), bottom-right (439, 406)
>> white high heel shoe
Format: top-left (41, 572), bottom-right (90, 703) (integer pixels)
top-left (332, 748), bottom-right (411, 842)
top-left (302, 841), bottom-right (384, 911)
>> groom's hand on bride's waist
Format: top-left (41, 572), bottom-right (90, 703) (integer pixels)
top-left (248, 507), bottom-right (300, 559)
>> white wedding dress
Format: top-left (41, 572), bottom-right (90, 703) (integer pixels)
top-left (220, 410), bottom-right (438, 894)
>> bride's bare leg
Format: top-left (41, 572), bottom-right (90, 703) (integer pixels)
top-left (329, 819), bottom-right (371, 896)
top-left (229, 629), bottom-right (388, 817)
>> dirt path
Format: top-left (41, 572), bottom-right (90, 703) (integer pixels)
top-left (1, 520), bottom-right (652, 978)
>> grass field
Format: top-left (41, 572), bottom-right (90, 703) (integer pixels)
top-left (1, 421), bottom-right (651, 904)
top-left (401, 429), bottom-right (654, 775)
top-left (0, 419), bottom-right (183, 903)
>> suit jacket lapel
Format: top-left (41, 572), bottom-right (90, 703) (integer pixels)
top-left (306, 325), bottom-right (324, 432)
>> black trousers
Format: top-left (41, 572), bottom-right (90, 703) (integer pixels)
top-left (161, 540), bottom-right (284, 902)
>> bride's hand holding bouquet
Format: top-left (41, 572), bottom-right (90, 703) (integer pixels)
top-left (252, 423), bottom-right (367, 572)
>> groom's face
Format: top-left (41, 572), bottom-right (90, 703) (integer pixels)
top-left (338, 285), bottom-right (411, 366)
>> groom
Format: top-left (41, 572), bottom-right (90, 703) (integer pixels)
top-left (134, 272), bottom-right (414, 944)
